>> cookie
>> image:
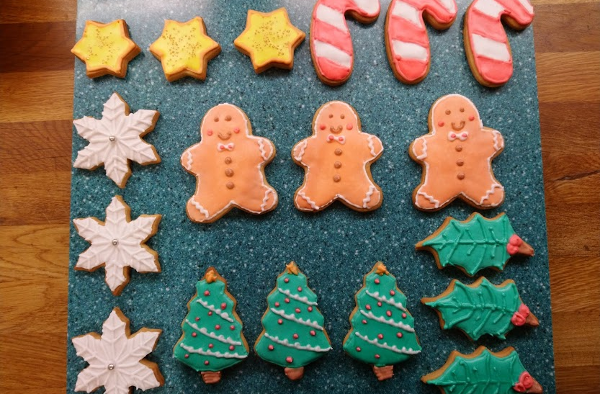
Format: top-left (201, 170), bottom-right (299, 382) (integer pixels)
top-left (71, 19), bottom-right (141, 78)
top-left (255, 262), bottom-right (332, 381)
top-left (422, 346), bottom-right (543, 393)
top-left (310, 0), bottom-right (381, 85)
top-left (343, 262), bottom-right (421, 381)
top-left (416, 212), bottom-right (534, 276)
top-left (422, 277), bottom-right (539, 340)
top-left (464, 0), bottom-right (535, 87)
top-left (293, 101), bottom-right (383, 212)
top-left (149, 17), bottom-right (221, 82)
top-left (73, 92), bottom-right (161, 188)
top-left (73, 196), bottom-right (161, 296)
top-left (384, 0), bottom-right (457, 84)
top-left (72, 307), bottom-right (164, 393)
top-left (409, 94), bottom-right (505, 211)
top-left (234, 8), bottom-right (305, 74)
top-left (181, 103), bottom-right (278, 223)
top-left (173, 267), bottom-right (249, 384)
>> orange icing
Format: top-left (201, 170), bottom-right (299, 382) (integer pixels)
top-left (292, 101), bottom-right (383, 212)
top-left (181, 104), bottom-right (278, 223)
top-left (410, 94), bottom-right (505, 211)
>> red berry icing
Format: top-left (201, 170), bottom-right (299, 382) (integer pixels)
top-left (220, 303), bottom-right (226, 310)
top-left (286, 356), bottom-right (293, 363)
top-left (308, 306), bottom-right (313, 312)
top-left (374, 278), bottom-right (380, 284)
top-left (513, 371), bottom-right (535, 392)
top-left (293, 333), bottom-right (299, 339)
top-left (268, 345), bottom-right (274, 350)
top-left (310, 330), bottom-right (316, 336)
top-left (204, 290), bottom-right (210, 296)
top-left (192, 332), bottom-right (197, 337)
top-left (204, 360), bottom-right (209, 365)
top-left (215, 324), bottom-right (221, 330)
top-left (507, 234), bottom-right (524, 255)
top-left (195, 317), bottom-right (200, 321)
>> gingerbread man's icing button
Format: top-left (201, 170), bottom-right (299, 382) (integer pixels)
top-left (292, 101), bottom-right (383, 212)
top-left (409, 94), bottom-right (505, 211)
top-left (181, 103), bottom-right (278, 223)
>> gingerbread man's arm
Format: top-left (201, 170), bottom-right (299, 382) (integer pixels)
top-left (255, 136), bottom-right (276, 162)
top-left (181, 143), bottom-right (203, 173)
top-left (292, 137), bottom-right (313, 165)
top-left (480, 127), bottom-right (505, 157)
top-left (363, 134), bottom-right (383, 158)
top-left (410, 136), bottom-right (429, 162)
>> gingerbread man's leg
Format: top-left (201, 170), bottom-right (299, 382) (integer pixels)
top-left (462, 179), bottom-right (505, 208)
top-left (186, 189), bottom-right (232, 223)
top-left (413, 181), bottom-right (457, 210)
top-left (294, 179), bottom-right (336, 211)
top-left (339, 180), bottom-right (382, 210)
top-left (236, 184), bottom-right (278, 214)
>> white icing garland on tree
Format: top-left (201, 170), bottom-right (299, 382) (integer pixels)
top-left (179, 343), bottom-right (247, 359)
top-left (196, 299), bottom-right (234, 322)
top-left (185, 319), bottom-right (241, 345)
top-left (264, 333), bottom-right (331, 352)
top-left (366, 290), bottom-right (407, 311)
top-left (354, 332), bottom-right (420, 355)
top-left (360, 310), bottom-right (415, 332)
top-left (271, 308), bottom-right (324, 330)
top-left (277, 287), bottom-right (318, 305)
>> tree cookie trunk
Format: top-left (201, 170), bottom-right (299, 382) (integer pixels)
top-left (200, 371), bottom-right (222, 384)
top-left (284, 367), bottom-right (305, 381)
top-left (373, 365), bottom-right (394, 381)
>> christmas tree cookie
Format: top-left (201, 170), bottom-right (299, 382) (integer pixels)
top-left (72, 307), bottom-right (164, 393)
top-left (173, 267), bottom-right (249, 384)
top-left (422, 278), bottom-right (539, 340)
top-left (422, 346), bottom-right (543, 393)
top-left (416, 213), bottom-right (534, 277)
top-left (255, 262), bottom-right (332, 380)
top-left (343, 262), bottom-right (421, 381)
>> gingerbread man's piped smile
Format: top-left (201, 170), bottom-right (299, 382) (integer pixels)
top-left (293, 101), bottom-right (383, 212)
top-left (410, 94), bottom-right (505, 211)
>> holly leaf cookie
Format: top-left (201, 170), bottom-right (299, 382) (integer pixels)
top-left (343, 262), bottom-right (421, 381)
top-left (234, 8), bottom-right (305, 73)
top-left (73, 92), bottom-right (161, 188)
top-left (255, 262), bottom-right (332, 381)
top-left (173, 267), bottom-right (249, 384)
top-left (409, 94), bottom-right (505, 211)
top-left (422, 347), bottom-right (543, 393)
top-left (71, 20), bottom-right (141, 78)
top-left (293, 101), bottom-right (384, 212)
top-left (416, 212), bottom-right (534, 276)
top-left (73, 196), bottom-right (161, 296)
top-left (422, 277), bottom-right (539, 340)
top-left (149, 17), bottom-right (221, 82)
top-left (72, 307), bottom-right (163, 393)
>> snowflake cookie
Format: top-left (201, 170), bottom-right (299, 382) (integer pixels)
top-left (73, 196), bottom-right (161, 295)
top-left (72, 307), bottom-right (164, 393)
top-left (73, 92), bottom-right (161, 188)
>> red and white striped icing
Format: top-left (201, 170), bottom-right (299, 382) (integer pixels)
top-left (310, 0), bottom-right (381, 85)
top-left (385, 0), bottom-right (457, 83)
top-left (465, 0), bottom-right (534, 85)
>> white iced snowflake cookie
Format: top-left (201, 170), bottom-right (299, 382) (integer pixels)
top-left (72, 307), bottom-right (164, 393)
top-left (73, 196), bottom-right (161, 295)
top-left (73, 92), bottom-right (161, 188)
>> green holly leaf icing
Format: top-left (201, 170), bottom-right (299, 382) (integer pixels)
top-left (343, 262), bottom-right (421, 367)
top-left (423, 347), bottom-right (527, 394)
top-left (255, 262), bottom-right (332, 369)
top-left (417, 213), bottom-right (516, 276)
top-left (174, 268), bottom-right (249, 372)
top-left (423, 278), bottom-right (526, 340)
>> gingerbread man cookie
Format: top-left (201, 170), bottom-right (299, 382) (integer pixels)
top-left (181, 104), bottom-right (278, 223)
top-left (409, 94), bottom-right (504, 211)
top-left (293, 101), bottom-right (383, 212)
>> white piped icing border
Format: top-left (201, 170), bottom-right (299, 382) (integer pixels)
top-left (185, 320), bottom-right (241, 345)
top-left (360, 310), bottom-right (415, 332)
top-left (366, 290), bottom-right (407, 312)
top-left (271, 308), bottom-right (324, 330)
top-left (179, 343), bottom-right (247, 359)
top-left (355, 332), bottom-right (420, 355)
top-left (196, 299), bottom-right (234, 322)
top-left (278, 288), bottom-right (318, 306)
top-left (264, 333), bottom-right (331, 352)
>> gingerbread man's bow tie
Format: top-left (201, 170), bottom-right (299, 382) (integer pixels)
top-left (327, 135), bottom-right (346, 144)
top-left (217, 143), bottom-right (235, 151)
top-left (447, 131), bottom-right (469, 141)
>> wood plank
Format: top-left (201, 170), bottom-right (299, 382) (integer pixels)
top-left (0, 0), bottom-right (76, 24)
top-left (0, 22), bottom-right (76, 73)
top-left (534, 3), bottom-right (600, 53)
top-left (0, 70), bottom-right (74, 123)
top-left (536, 52), bottom-right (600, 103)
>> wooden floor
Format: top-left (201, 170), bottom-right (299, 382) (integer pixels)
top-left (0, 0), bottom-right (598, 392)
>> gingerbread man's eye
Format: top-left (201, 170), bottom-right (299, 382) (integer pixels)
top-left (460, 107), bottom-right (465, 112)
top-left (340, 114), bottom-right (345, 119)
top-left (445, 110), bottom-right (451, 115)
top-left (328, 114), bottom-right (333, 118)
top-left (225, 115), bottom-right (232, 122)
top-left (214, 117), bottom-right (219, 122)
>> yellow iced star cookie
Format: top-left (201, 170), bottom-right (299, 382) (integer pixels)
top-left (149, 17), bottom-right (221, 82)
top-left (71, 20), bottom-right (141, 78)
top-left (234, 8), bottom-right (305, 73)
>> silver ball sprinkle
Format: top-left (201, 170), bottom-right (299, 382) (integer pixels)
top-left (108, 364), bottom-right (115, 370)
top-left (109, 136), bottom-right (116, 142)
top-left (112, 239), bottom-right (118, 246)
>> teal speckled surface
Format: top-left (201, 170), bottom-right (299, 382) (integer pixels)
top-left (67, 0), bottom-right (556, 393)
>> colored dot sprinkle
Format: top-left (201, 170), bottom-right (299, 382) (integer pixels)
top-left (221, 303), bottom-right (226, 310)
top-left (184, 354), bottom-right (189, 358)
top-left (362, 319), bottom-right (367, 324)
top-left (195, 317), bottom-right (200, 321)
top-left (208, 311), bottom-right (213, 316)
top-left (293, 334), bottom-right (299, 339)
top-left (192, 332), bottom-right (197, 337)
top-left (229, 345), bottom-right (235, 351)
top-left (374, 278), bottom-right (380, 284)
top-left (278, 319), bottom-right (283, 325)
top-left (284, 278), bottom-right (289, 283)
top-left (366, 305), bottom-right (371, 310)
top-left (386, 311), bottom-right (392, 317)
top-left (397, 332), bottom-right (403, 338)
top-left (310, 330), bottom-right (316, 336)
top-left (285, 298), bottom-right (290, 303)
top-left (204, 360), bottom-right (209, 365)
top-left (275, 302), bottom-right (280, 307)
top-left (378, 334), bottom-right (383, 339)
top-left (390, 290), bottom-right (395, 296)
top-left (295, 308), bottom-right (301, 313)
top-left (402, 313), bottom-right (407, 318)
top-left (377, 301), bottom-right (382, 307)
top-left (215, 325), bottom-right (221, 330)
top-left (268, 345), bottom-right (274, 350)
top-left (356, 347), bottom-right (361, 352)
top-left (297, 286), bottom-right (302, 292)
top-left (230, 325), bottom-right (235, 330)
top-left (286, 357), bottom-right (293, 363)
top-left (204, 290), bottom-right (210, 296)
top-left (308, 306), bottom-right (313, 312)
top-left (209, 343), bottom-right (214, 348)
top-left (375, 354), bottom-right (380, 359)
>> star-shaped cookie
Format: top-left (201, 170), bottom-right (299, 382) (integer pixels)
top-left (73, 196), bottom-right (161, 296)
top-left (149, 17), bottom-right (221, 82)
top-left (234, 8), bottom-right (305, 73)
top-left (73, 92), bottom-right (160, 188)
top-left (72, 307), bottom-right (164, 393)
top-left (71, 19), bottom-right (141, 78)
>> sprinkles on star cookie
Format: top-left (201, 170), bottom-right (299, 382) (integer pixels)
top-left (409, 94), bottom-right (505, 211)
top-left (181, 104), bottom-right (278, 223)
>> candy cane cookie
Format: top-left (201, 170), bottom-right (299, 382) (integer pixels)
top-left (464, 0), bottom-right (534, 87)
top-left (385, 0), bottom-right (457, 84)
top-left (310, 0), bottom-right (381, 86)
